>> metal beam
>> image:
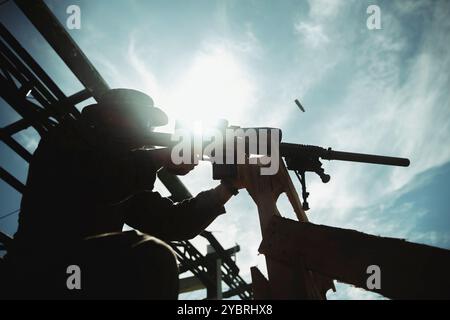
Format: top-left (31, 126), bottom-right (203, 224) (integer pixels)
top-left (0, 75), bottom-right (51, 135)
top-left (2, 119), bottom-right (31, 136)
top-left (171, 241), bottom-right (216, 290)
top-left (0, 42), bottom-right (55, 112)
top-left (0, 132), bottom-right (32, 163)
top-left (179, 245), bottom-right (240, 274)
top-left (66, 89), bottom-right (92, 106)
top-left (206, 252), bottom-right (222, 300)
top-left (0, 166), bottom-right (25, 193)
top-left (179, 276), bottom-right (205, 294)
top-left (202, 231), bottom-right (240, 275)
top-left (223, 283), bottom-right (253, 299)
top-left (0, 23), bottom-right (66, 101)
top-left (0, 37), bottom-right (58, 107)
top-left (1, 22), bottom-right (81, 121)
top-left (14, 0), bottom-right (110, 100)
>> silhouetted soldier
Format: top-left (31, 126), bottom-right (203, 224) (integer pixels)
top-left (4, 89), bottom-right (241, 299)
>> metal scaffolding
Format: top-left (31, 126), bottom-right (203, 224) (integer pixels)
top-left (0, 0), bottom-right (252, 300)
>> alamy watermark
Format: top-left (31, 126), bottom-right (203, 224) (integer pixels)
top-left (366, 5), bottom-right (381, 30)
top-left (170, 127), bottom-right (280, 176)
top-left (66, 5), bottom-right (81, 30)
top-left (66, 264), bottom-right (81, 290)
top-left (366, 264), bottom-right (381, 290)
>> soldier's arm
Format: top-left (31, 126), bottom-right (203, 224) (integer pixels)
top-left (118, 183), bottom-right (235, 241)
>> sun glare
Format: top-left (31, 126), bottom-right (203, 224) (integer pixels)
top-left (165, 45), bottom-right (256, 128)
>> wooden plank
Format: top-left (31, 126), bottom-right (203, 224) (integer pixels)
top-left (239, 159), bottom-right (333, 299)
top-left (250, 266), bottom-right (271, 299)
top-left (260, 216), bottom-right (450, 299)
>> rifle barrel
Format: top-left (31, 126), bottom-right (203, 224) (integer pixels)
top-left (280, 143), bottom-right (410, 167)
top-left (323, 149), bottom-right (410, 167)
top-left (145, 133), bottom-right (410, 168)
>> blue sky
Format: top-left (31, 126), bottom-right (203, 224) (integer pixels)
top-left (1, 0), bottom-right (449, 299)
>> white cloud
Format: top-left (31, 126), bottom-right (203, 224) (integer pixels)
top-left (290, 4), bottom-right (450, 224)
top-left (328, 282), bottom-right (387, 300)
top-left (307, 0), bottom-right (346, 19)
top-left (126, 34), bottom-right (163, 101)
top-left (293, 0), bottom-right (347, 48)
top-left (294, 22), bottom-right (329, 48)
top-left (258, 2), bottom-right (450, 299)
top-left (15, 128), bottom-right (39, 154)
top-left (201, 3), bottom-right (450, 300)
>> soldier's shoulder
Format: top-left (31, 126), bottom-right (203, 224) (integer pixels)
top-left (36, 121), bottom-right (95, 154)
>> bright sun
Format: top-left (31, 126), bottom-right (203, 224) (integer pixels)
top-left (162, 45), bottom-right (256, 130)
